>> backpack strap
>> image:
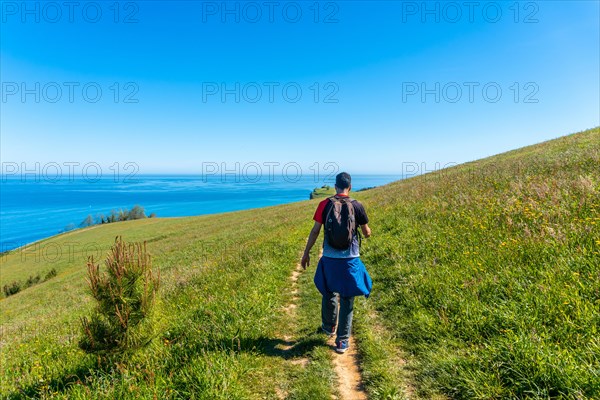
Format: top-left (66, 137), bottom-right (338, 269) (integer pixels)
top-left (324, 195), bottom-right (352, 228)
top-left (323, 196), bottom-right (338, 228)
top-left (332, 195), bottom-right (353, 204)
top-left (345, 198), bottom-right (361, 248)
top-left (326, 196), bottom-right (354, 220)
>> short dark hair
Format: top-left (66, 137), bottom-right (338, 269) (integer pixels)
top-left (335, 172), bottom-right (351, 189)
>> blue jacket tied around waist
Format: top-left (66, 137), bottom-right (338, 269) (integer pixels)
top-left (314, 256), bottom-right (373, 298)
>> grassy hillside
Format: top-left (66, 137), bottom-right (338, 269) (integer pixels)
top-left (356, 127), bottom-right (600, 398)
top-left (1, 206), bottom-right (338, 399)
top-left (1, 127), bottom-right (598, 399)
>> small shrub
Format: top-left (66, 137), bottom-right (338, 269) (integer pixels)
top-left (79, 236), bottom-right (160, 355)
top-left (129, 205), bottom-right (146, 220)
top-left (80, 214), bottom-right (94, 228)
top-left (25, 274), bottom-right (41, 288)
top-left (44, 268), bottom-right (57, 281)
top-left (118, 209), bottom-right (129, 221)
top-left (108, 210), bottom-right (118, 223)
top-left (3, 281), bottom-right (21, 297)
top-left (62, 223), bottom-right (77, 232)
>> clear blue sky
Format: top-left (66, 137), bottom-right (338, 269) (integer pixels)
top-left (1, 1), bottom-right (599, 175)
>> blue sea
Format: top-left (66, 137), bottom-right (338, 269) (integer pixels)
top-left (0, 175), bottom-right (400, 252)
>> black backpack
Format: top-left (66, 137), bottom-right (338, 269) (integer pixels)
top-left (324, 196), bottom-right (356, 250)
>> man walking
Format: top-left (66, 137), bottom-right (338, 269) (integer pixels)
top-left (301, 172), bottom-right (372, 354)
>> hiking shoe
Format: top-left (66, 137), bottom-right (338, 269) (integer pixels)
top-left (320, 324), bottom-right (336, 337)
top-left (335, 340), bottom-right (349, 354)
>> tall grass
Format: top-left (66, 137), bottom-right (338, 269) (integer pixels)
top-left (357, 127), bottom-right (599, 398)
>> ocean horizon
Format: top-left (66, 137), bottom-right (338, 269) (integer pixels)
top-left (0, 174), bottom-right (402, 252)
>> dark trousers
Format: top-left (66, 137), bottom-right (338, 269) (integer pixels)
top-left (321, 290), bottom-right (355, 342)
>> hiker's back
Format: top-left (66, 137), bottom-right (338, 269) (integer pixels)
top-left (321, 195), bottom-right (368, 259)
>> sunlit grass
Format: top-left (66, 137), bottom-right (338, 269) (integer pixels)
top-left (1, 127), bottom-right (598, 399)
top-left (0, 203), bottom-right (336, 398)
top-left (356, 127), bottom-right (599, 398)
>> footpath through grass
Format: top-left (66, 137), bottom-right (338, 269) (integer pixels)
top-left (1, 127), bottom-right (598, 399)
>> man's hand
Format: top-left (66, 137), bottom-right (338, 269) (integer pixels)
top-left (301, 252), bottom-right (310, 270)
top-left (361, 223), bottom-right (372, 238)
top-left (301, 222), bottom-right (322, 269)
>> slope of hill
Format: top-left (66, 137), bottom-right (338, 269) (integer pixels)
top-left (356, 127), bottom-right (599, 398)
top-left (1, 127), bottom-right (598, 399)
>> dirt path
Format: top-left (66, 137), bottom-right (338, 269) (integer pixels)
top-left (319, 247), bottom-right (368, 400)
top-left (280, 247), bottom-right (369, 400)
top-left (275, 253), bottom-right (310, 399)
top-left (280, 254), bottom-right (304, 348)
top-left (329, 333), bottom-right (368, 400)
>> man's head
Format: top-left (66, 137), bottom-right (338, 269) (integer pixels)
top-left (334, 172), bottom-right (352, 194)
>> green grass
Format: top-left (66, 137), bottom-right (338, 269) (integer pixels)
top-left (356, 127), bottom-right (600, 399)
top-left (0, 208), bottom-right (336, 398)
top-left (1, 127), bottom-right (598, 399)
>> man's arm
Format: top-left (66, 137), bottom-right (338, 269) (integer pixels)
top-left (301, 221), bottom-right (322, 269)
top-left (361, 223), bottom-right (371, 238)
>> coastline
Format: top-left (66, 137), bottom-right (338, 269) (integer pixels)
top-left (1, 175), bottom-right (399, 253)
